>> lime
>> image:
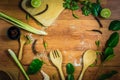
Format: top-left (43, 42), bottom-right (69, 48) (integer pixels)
top-left (31, 0), bottom-right (41, 8)
top-left (100, 8), bottom-right (111, 19)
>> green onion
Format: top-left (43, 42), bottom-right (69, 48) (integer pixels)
top-left (0, 12), bottom-right (47, 35)
top-left (8, 49), bottom-right (30, 80)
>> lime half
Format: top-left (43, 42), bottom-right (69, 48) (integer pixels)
top-left (31, 0), bottom-right (41, 8)
top-left (100, 8), bottom-right (111, 19)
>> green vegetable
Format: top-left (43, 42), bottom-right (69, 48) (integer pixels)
top-left (95, 40), bottom-right (100, 49)
top-left (67, 74), bottom-right (74, 80)
top-left (27, 59), bottom-right (44, 74)
top-left (81, 1), bottom-right (92, 16)
top-left (26, 14), bottom-right (30, 20)
top-left (80, 0), bottom-right (103, 27)
top-left (63, 0), bottom-right (79, 11)
top-left (66, 63), bottom-right (75, 74)
top-left (109, 20), bottom-right (120, 31)
top-left (103, 47), bottom-right (114, 61)
top-left (66, 63), bottom-right (75, 80)
top-left (98, 70), bottom-right (118, 80)
top-left (8, 49), bottom-right (30, 80)
top-left (43, 39), bottom-right (48, 50)
top-left (91, 3), bottom-right (102, 17)
top-left (72, 12), bottom-right (79, 19)
top-left (0, 12), bottom-right (47, 35)
top-left (106, 32), bottom-right (119, 47)
top-left (63, 0), bottom-right (79, 18)
top-left (81, 5), bottom-right (91, 16)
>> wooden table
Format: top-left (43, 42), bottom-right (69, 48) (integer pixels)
top-left (0, 0), bottom-right (120, 80)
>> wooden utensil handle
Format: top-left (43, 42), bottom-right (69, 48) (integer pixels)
top-left (58, 67), bottom-right (65, 80)
top-left (18, 43), bottom-right (24, 60)
top-left (78, 67), bottom-right (86, 80)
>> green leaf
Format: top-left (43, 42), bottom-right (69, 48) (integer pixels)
top-left (43, 39), bottom-right (48, 50)
top-left (27, 59), bottom-right (44, 74)
top-left (67, 74), bottom-right (74, 80)
top-left (91, 3), bottom-right (102, 16)
top-left (98, 70), bottom-right (118, 80)
top-left (109, 20), bottom-right (120, 31)
top-left (26, 14), bottom-right (30, 20)
top-left (103, 47), bottom-right (114, 61)
top-left (72, 12), bottom-right (79, 19)
top-left (66, 63), bottom-right (75, 74)
top-left (104, 47), bottom-right (114, 57)
top-left (106, 32), bottom-right (119, 47)
top-left (81, 6), bottom-right (91, 16)
top-left (95, 40), bottom-right (100, 48)
top-left (105, 54), bottom-right (115, 61)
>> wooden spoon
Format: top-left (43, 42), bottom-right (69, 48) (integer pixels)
top-left (18, 34), bottom-right (27, 60)
top-left (78, 50), bottom-right (97, 80)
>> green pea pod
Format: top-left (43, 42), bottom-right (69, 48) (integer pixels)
top-left (67, 74), bottom-right (74, 80)
top-left (109, 20), bottom-right (120, 31)
top-left (106, 32), bottom-right (119, 47)
top-left (66, 63), bottom-right (75, 74)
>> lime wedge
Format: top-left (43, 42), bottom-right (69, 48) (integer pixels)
top-left (31, 0), bottom-right (41, 8)
top-left (100, 8), bottom-right (111, 19)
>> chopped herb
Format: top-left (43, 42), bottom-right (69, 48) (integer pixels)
top-left (25, 34), bottom-right (33, 44)
top-left (95, 40), bottom-right (100, 48)
top-left (26, 14), bottom-right (30, 20)
top-left (43, 39), bottom-right (48, 50)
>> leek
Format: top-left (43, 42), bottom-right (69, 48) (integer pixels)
top-left (8, 49), bottom-right (30, 80)
top-left (0, 12), bottom-right (47, 35)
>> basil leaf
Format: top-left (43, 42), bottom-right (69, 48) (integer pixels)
top-left (109, 20), bottom-right (120, 31)
top-left (67, 74), bottom-right (74, 80)
top-left (81, 6), bottom-right (91, 16)
top-left (66, 63), bottom-right (75, 74)
top-left (106, 32), bottom-right (119, 47)
top-left (98, 70), bottom-right (118, 80)
top-left (27, 59), bottom-right (44, 74)
top-left (104, 47), bottom-right (114, 58)
top-left (91, 3), bottom-right (102, 16)
top-left (105, 54), bottom-right (115, 61)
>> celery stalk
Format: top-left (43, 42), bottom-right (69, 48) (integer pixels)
top-left (8, 49), bottom-right (30, 80)
top-left (0, 12), bottom-right (47, 35)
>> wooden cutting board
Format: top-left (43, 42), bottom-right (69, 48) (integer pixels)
top-left (21, 0), bottom-right (64, 26)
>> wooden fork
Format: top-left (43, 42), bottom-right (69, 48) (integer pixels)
top-left (18, 34), bottom-right (27, 60)
top-left (50, 49), bottom-right (65, 80)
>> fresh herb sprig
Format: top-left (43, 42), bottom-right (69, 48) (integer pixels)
top-left (66, 63), bottom-right (75, 80)
top-left (63, 0), bottom-right (80, 18)
top-left (80, 0), bottom-right (103, 27)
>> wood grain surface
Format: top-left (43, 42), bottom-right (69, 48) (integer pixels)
top-left (0, 0), bottom-right (120, 80)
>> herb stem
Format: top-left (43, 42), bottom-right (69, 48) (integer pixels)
top-left (94, 62), bottom-right (104, 80)
top-left (94, 16), bottom-right (103, 28)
